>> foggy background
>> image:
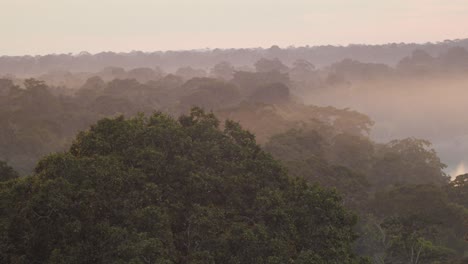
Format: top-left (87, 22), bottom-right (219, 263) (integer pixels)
top-left (2, 42), bottom-right (468, 176)
top-left (1, 0), bottom-right (468, 55)
top-left (1, 0), bottom-right (467, 176)
top-left (304, 74), bottom-right (468, 176)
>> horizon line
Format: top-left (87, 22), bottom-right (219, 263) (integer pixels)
top-left (2, 37), bottom-right (467, 58)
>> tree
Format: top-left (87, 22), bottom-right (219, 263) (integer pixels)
top-left (179, 78), bottom-right (241, 112)
top-left (264, 129), bottom-right (370, 211)
top-left (289, 59), bottom-right (321, 93)
top-left (254, 58), bottom-right (289, 73)
top-left (76, 76), bottom-right (106, 100)
top-left (210, 61), bottom-right (235, 80)
top-left (249, 82), bottom-right (290, 104)
top-left (231, 70), bottom-right (290, 97)
top-left (0, 79), bottom-right (19, 97)
top-left (440, 47), bottom-right (468, 68)
top-left (371, 138), bottom-right (449, 189)
top-left (0, 161), bottom-right (18, 182)
top-left (291, 59), bottom-right (315, 75)
top-left (370, 184), bottom-right (467, 263)
top-left (0, 108), bottom-right (367, 264)
top-left (447, 174), bottom-right (468, 208)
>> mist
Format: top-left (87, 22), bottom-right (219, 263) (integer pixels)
top-left (0, 1), bottom-right (467, 262)
top-left (304, 74), bottom-right (468, 176)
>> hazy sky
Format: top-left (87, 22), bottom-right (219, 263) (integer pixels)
top-left (1, 0), bottom-right (467, 55)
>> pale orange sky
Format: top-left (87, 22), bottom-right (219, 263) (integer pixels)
top-left (1, 0), bottom-right (467, 55)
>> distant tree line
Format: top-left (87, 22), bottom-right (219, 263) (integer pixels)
top-left (1, 38), bottom-right (468, 75)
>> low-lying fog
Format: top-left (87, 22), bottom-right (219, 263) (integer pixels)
top-left (304, 74), bottom-right (468, 176)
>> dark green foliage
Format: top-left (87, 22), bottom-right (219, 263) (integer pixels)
top-left (371, 138), bottom-right (449, 188)
top-left (0, 161), bottom-right (19, 182)
top-left (327, 133), bottom-right (375, 175)
top-left (0, 79), bottom-right (80, 174)
top-left (264, 129), bottom-right (325, 161)
top-left (370, 185), bottom-right (467, 263)
top-left (264, 129), bottom-right (370, 211)
top-left (0, 108), bottom-right (366, 263)
top-left (447, 174), bottom-right (468, 208)
top-left (264, 127), bottom-right (467, 263)
top-left (0, 66), bottom-right (466, 264)
top-left (0, 74), bottom-right (378, 175)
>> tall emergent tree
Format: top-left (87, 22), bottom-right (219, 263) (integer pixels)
top-left (0, 108), bottom-right (367, 264)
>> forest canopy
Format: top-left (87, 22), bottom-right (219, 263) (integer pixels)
top-left (0, 43), bottom-right (467, 263)
top-left (0, 109), bottom-right (367, 263)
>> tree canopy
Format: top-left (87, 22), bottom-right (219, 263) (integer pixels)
top-left (0, 161), bottom-right (18, 182)
top-left (0, 108), bottom-right (367, 264)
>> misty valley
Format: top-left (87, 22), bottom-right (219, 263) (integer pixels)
top-left (1, 41), bottom-right (467, 263)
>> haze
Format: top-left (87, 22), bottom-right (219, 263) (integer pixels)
top-left (1, 0), bottom-right (468, 262)
top-left (2, 0), bottom-right (468, 55)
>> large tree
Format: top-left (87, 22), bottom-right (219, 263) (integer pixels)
top-left (0, 108), bottom-right (367, 264)
top-left (371, 138), bottom-right (449, 189)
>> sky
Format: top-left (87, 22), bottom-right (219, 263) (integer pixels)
top-left (1, 0), bottom-right (467, 55)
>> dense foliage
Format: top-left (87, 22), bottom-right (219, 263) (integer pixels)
top-left (0, 50), bottom-right (467, 263)
top-left (265, 128), bottom-right (467, 263)
top-left (0, 109), bottom-right (368, 263)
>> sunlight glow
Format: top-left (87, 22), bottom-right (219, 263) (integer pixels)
top-left (452, 162), bottom-right (467, 177)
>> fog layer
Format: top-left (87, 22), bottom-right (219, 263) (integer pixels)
top-left (305, 75), bottom-right (468, 175)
